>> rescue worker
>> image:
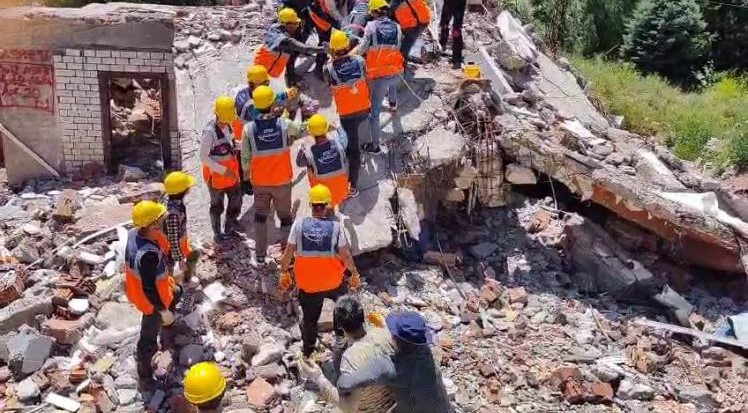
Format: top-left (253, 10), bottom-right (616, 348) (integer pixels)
top-left (297, 114), bottom-right (355, 205)
top-left (389, 0), bottom-right (431, 62)
top-left (323, 30), bottom-right (370, 195)
top-left (308, 0), bottom-right (349, 79)
top-left (241, 85), bottom-right (303, 265)
top-left (355, 0), bottom-right (404, 154)
top-left (278, 184), bottom-right (362, 357)
top-left (342, 0), bottom-right (370, 46)
top-left (254, 7), bottom-right (325, 87)
top-left (439, 0), bottom-right (467, 69)
top-left (184, 362), bottom-right (227, 412)
top-left (298, 296), bottom-right (397, 413)
top-left (201, 95), bottom-right (243, 243)
top-left (125, 200), bottom-right (180, 380)
top-left (163, 171), bottom-right (199, 282)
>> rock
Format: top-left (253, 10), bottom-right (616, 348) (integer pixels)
top-left (68, 298), bottom-right (90, 315)
top-left (606, 152), bottom-right (626, 166)
top-left (76, 251), bottom-right (105, 266)
top-left (74, 201), bottom-right (133, 235)
top-left (116, 182), bottom-right (164, 204)
top-left (11, 240), bottom-right (40, 264)
top-left (118, 165), bottom-right (148, 182)
top-left (95, 302), bottom-right (141, 331)
top-left (470, 242), bottom-right (499, 259)
top-left (677, 384), bottom-right (717, 409)
top-left (216, 312), bottom-right (243, 331)
top-left (318, 299), bottom-right (335, 332)
top-left (616, 379), bottom-right (655, 401)
top-left (218, 29), bottom-right (233, 41)
top-left (254, 363), bottom-right (286, 382)
top-left (21, 223), bottom-right (41, 235)
top-left (114, 374), bottom-right (138, 390)
top-left (0, 270), bottom-right (24, 308)
top-left (188, 35), bottom-right (202, 49)
top-left (251, 343), bottom-right (284, 367)
top-left (246, 378), bottom-right (277, 408)
top-left (53, 189), bottom-right (80, 222)
top-left (589, 382), bottom-right (614, 404)
top-left (634, 149), bottom-right (686, 190)
top-left (527, 209), bottom-right (552, 233)
top-left (591, 363), bottom-right (621, 383)
top-left (505, 164), bottom-right (537, 185)
top-left (548, 366), bottom-right (582, 390)
top-left (479, 279), bottom-right (501, 304)
top-left (41, 314), bottom-right (94, 345)
top-left (590, 141), bottom-right (615, 157)
top-left (507, 287), bottom-right (528, 305)
top-left (414, 126), bottom-right (467, 167)
top-left (118, 389), bottom-right (139, 405)
top-left (180, 344), bottom-right (204, 367)
top-left (6, 326), bottom-right (55, 379)
top-left (207, 32), bottom-right (222, 41)
top-left (174, 40), bottom-right (190, 53)
top-left (17, 376), bottom-right (41, 402)
top-left (242, 334), bottom-right (262, 361)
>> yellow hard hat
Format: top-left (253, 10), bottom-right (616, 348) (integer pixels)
top-left (247, 65), bottom-right (269, 84)
top-left (163, 171), bottom-right (196, 195)
top-left (307, 114), bottom-right (329, 137)
top-left (463, 64), bottom-right (481, 79)
top-left (330, 29), bottom-right (350, 52)
top-left (309, 184), bottom-right (332, 205)
top-left (132, 200), bottom-right (167, 228)
top-left (278, 7), bottom-right (301, 24)
top-left (214, 95), bottom-right (237, 124)
top-left (184, 362), bottom-right (227, 405)
top-left (253, 85), bottom-right (276, 110)
top-left (369, 0), bottom-right (388, 11)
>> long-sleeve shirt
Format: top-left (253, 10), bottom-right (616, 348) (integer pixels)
top-left (165, 198), bottom-right (187, 262)
top-left (139, 251), bottom-right (165, 311)
top-left (199, 120), bottom-right (234, 175)
top-left (296, 128), bottom-right (349, 168)
top-left (240, 114), bottom-right (304, 178)
top-left (315, 325), bottom-right (397, 413)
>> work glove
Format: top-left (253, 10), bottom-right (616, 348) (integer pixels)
top-left (278, 271), bottom-right (293, 292)
top-left (297, 355), bottom-right (322, 382)
top-left (160, 310), bottom-right (175, 327)
top-left (349, 271), bottom-right (361, 291)
top-left (287, 86), bottom-right (299, 100)
top-left (367, 312), bottom-right (385, 328)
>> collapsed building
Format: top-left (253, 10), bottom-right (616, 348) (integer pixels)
top-left (0, 2), bottom-right (747, 413)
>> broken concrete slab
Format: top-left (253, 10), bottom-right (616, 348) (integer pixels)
top-left (414, 126), bottom-right (466, 167)
top-left (6, 326), bottom-right (55, 379)
top-left (74, 202), bottom-right (133, 235)
top-left (634, 150), bottom-right (686, 190)
top-left (494, 11), bottom-right (538, 70)
top-left (53, 189), bottom-right (81, 222)
top-left (505, 164), bottom-right (537, 185)
top-left (0, 295), bottom-right (53, 335)
top-left (95, 302), bottom-right (141, 331)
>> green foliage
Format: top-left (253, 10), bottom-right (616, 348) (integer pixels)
top-left (702, 0), bottom-right (748, 72)
top-left (571, 56), bottom-right (748, 170)
top-left (621, 0), bottom-right (712, 86)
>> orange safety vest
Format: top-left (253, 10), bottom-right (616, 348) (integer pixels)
top-left (124, 229), bottom-right (175, 315)
top-left (325, 55), bottom-right (371, 117)
top-left (247, 117), bottom-right (293, 186)
top-left (304, 136), bottom-right (349, 207)
top-left (365, 18), bottom-right (405, 79)
top-left (309, 0), bottom-right (334, 32)
top-left (294, 217), bottom-right (345, 293)
top-left (201, 122), bottom-right (240, 190)
top-left (393, 0), bottom-right (431, 29)
top-left (254, 24), bottom-right (292, 78)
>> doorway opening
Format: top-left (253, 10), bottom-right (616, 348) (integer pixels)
top-left (99, 72), bottom-right (171, 176)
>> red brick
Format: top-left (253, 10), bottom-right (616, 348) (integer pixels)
top-left (246, 378), bottom-right (276, 408)
top-left (562, 379), bottom-right (585, 404)
top-left (589, 382), bottom-right (614, 404)
top-left (507, 287), bottom-right (528, 305)
top-left (548, 366), bottom-right (582, 390)
top-left (479, 279), bottom-right (501, 304)
top-left (0, 269), bottom-right (24, 307)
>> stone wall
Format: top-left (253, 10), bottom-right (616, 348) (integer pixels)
top-left (0, 4), bottom-right (178, 186)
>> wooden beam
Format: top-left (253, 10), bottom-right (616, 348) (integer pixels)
top-left (0, 122), bottom-right (61, 178)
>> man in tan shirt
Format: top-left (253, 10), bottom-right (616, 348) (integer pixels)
top-left (299, 296), bottom-right (397, 413)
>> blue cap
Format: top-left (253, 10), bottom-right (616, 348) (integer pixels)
top-left (386, 311), bottom-right (433, 346)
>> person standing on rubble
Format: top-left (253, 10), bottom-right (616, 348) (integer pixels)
top-left (438, 0), bottom-right (467, 69)
top-left (278, 184), bottom-right (362, 357)
top-left (297, 114), bottom-right (357, 203)
top-left (297, 295), bottom-right (397, 412)
top-left (184, 362), bottom-right (227, 412)
top-left (322, 31), bottom-right (371, 197)
top-left (342, 0), bottom-right (371, 47)
top-left (307, 0), bottom-right (349, 79)
top-left (163, 171), bottom-right (199, 283)
top-left (241, 85), bottom-right (303, 265)
top-left (254, 7), bottom-right (326, 87)
top-left (201, 96), bottom-right (243, 243)
top-left (388, 0), bottom-right (431, 63)
top-left (354, 0), bottom-right (404, 154)
top-left (124, 200), bottom-right (181, 380)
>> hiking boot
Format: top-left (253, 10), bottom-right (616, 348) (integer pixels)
top-left (224, 218), bottom-right (241, 237)
top-left (361, 143), bottom-right (382, 155)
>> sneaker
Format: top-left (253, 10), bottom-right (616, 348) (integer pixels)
top-left (361, 143), bottom-right (382, 155)
top-left (347, 187), bottom-right (360, 198)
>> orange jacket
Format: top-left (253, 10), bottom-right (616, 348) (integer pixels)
top-left (393, 0), bottom-right (431, 29)
top-left (304, 137), bottom-right (349, 207)
top-left (254, 24), bottom-right (292, 77)
top-left (202, 122), bottom-right (240, 190)
top-left (247, 117), bottom-right (293, 186)
top-left (364, 18), bottom-right (404, 79)
top-left (293, 217), bottom-right (345, 293)
top-left (124, 229), bottom-right (175, 315)
top-left (325, 55), bottom-right (371, 117)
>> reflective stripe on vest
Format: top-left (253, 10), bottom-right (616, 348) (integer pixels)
top-left (124, 229), bottom-right (174, 315)
top-left (254, 25), bottom-right (291, 77)
top-left (249, 117), bottom-right (293, 186)
top-left (365, 18), bottom-right (404, 79)
top-left (294, 217), bottom-right (345, 292)
top-left (394, 0), bottom-right (431, 29)
top-left (326, 56), bottom-right (371, 116)
top-left (201, 122), bottom-right (240, 190)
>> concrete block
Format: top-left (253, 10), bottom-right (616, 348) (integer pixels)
top-left (71, 77), bottom-right (84, 84)
top-left (74, 56), bottom-right (83, 63)
top-left (124, 65), bottom-right (137, 72)
top-left (136, 51), bottom-right (150, 59)
top-left (121, 51), bottom-right (136, 58)
top-left (129, 58), bottom-right (144, 66)
top-left (84, 50), bottom-right (96, 57)
top-left (63, 56), bottom-right (75, 63)
top-left (65, 49), bottom-right (80, 56)
top-left (110, 50), bottom-right (121, 57)
top-left (53, 55), bottom-right (63, 62)
top-left (95, 50), bottom-right (111, 58)
top-left (0, 296), bottom-right (52, 335)
top-left (84, 77), bottom-right (98, 84)
top-left (68, 63), bottom-right (82, 70)
top-left (103, 57), bottom-right (115, 65)
top-left (56, 69), bottom-right (74, 77)
top-left (86, 57), bottom-right (101, 64)
top-left (54, 61), bottom-right (67, 69)
top-left (150, 52), bottom-right (164, 59)
top-left (6, 326), bottom-right (55, 379)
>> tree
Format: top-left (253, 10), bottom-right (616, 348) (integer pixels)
top-left (702, 0), bottom-right (748, 72)
top-left (621, 0), bottom-right (712, 86)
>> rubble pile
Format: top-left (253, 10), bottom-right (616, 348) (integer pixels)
top-left (110, 78), bottom-right (164, 172)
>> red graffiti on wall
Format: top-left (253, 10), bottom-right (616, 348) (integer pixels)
top-left (0, 49), bottom-right (54, 113)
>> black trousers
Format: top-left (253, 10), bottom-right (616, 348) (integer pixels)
top-left (439, 0), bottom-right (467, 67)
top-left (136, 286), bottom-right (182, 378)
top-left (208, 185), bottom-right (242, 224)
top-left (315, 28), bottom-right (332, 76)
top-left (340, 112), bottom-right (370, 189)
top-left (299, 284), bottom-right (347, 356)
